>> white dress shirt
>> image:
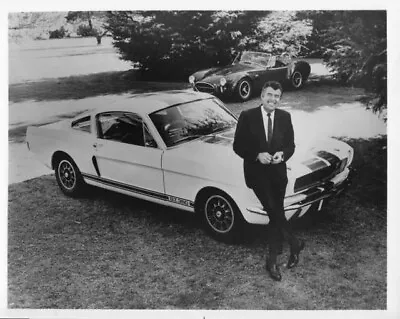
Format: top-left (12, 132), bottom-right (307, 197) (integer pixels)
top-left (260, 105), bottom-right (275, 143)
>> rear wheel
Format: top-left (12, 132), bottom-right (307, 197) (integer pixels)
top-left (55, 156), bottom-right (85, 197)
top-left (290, 70), bottom-right (304, 89)
top-left (198, 190), bottom-right (246, 243)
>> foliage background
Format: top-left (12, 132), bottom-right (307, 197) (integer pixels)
top-left (8, 10), bottom-right (387, 111)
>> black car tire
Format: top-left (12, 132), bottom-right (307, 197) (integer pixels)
top-left (236, 78), bottom-right (252, 102)
top-left (55, 155), bottom-right (86, 197)
top-left (290, 70), bottom-right (304, 89)
top-left (197, 190), bottom-right (247, 244)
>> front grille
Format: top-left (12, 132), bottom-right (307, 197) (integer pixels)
top-left (195, 82), bottom-right (216, 94)
top-left (294, 167), bottom-right (336, 193)
top-left (294, 151), bottom-right (343, 193)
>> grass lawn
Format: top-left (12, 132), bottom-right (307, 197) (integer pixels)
top-left (8, 137), bottom-right (387, 309)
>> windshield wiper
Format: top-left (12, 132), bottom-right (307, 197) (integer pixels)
top-left (170, 134), bottom-right (204, 146)
top-left (210, 124), bottom-right (233, 135)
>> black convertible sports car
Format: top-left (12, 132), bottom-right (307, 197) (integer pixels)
top-left (189, 51), bottom-right (311, 101)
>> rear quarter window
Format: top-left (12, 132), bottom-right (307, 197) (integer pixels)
top-left (71, 116), bottom-right (91, 133)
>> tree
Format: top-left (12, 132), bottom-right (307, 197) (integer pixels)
top-left (298, 10), bottom-right (387, 112)
top-left (66, 11), bottom-right (108, 44)
top-left (105, 11), bottom-right (265, 80)
top-left (255, 11), bottom-right (313, 57)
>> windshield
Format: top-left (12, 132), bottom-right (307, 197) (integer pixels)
top-left (239, 51), bottom-right (272, 67)
top-left (149, 98), bottom-right (237, 147)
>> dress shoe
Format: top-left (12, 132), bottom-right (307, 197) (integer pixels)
top-left (266, 263), bottom-right (282, 281)
top-left (287, 240), bottom-right (305, 269)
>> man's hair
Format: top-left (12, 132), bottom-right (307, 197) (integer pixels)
top-left (262, 81), bottom-right (283, 95)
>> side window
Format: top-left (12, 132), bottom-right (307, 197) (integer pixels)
top-left (96, 112), bottom-right (157, 148)
top-left (71, 116), bottom-right (91, 133)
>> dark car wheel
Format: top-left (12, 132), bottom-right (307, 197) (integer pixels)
top-left (198, 190), bottom-right (246, 243)
top-left (236, 78), bottom-right (252, 102)
top-left (55, 156), bottom-right (85, 197)
top-left (290, 70), bottom-right (304, 89)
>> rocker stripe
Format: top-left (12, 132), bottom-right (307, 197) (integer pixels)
top-left (82, 173), bottom-right (194, 208)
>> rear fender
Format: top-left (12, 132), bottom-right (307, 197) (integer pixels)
top-left (293, 61), bottom-right (311, 79)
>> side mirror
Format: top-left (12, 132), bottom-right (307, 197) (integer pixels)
top-left (145, 139), bottom-right (158, 148)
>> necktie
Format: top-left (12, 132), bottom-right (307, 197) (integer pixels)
top-left (267, 113), bottom-right (273, 145)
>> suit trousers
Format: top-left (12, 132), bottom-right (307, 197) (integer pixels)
top-left (251, 166), bottom-right (299, 263)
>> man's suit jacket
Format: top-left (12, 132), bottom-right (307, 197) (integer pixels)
top-left (233, 106), bottom-right (295, 189)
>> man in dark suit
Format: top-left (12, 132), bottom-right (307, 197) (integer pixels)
top-left (233, 81), bottom-right (305, 281)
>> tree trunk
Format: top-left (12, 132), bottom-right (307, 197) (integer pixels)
top-left (87, 12), bottom-right (93, 30)
top-left (96, 31), bottom-right (108, 45)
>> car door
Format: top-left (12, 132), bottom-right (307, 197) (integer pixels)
top-left (256, 56), bottom-right (289, 89)
top-left (93, 111), bottom-right (164, 194)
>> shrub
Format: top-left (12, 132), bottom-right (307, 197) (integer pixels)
top-left (49, 26), bottom-right (66, 39)
top-left (77, 24), bottom-right (98, 37)
top-left (106, 11), bottom-right (265, 81)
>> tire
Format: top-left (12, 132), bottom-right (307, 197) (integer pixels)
top-left (55, 156), bottom-right (86, 197)
top-left (290, 70), bottom-right (304, 89)
top-left (198, 190), bottom-right (246, 244)
top-left (236, 78), bottom-right (252, 102)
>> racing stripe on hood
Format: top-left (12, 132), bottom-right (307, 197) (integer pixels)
top-left (294, 150), bottom-right (341, 192)
top-left (301, 151), bottom-right (340, 173)
top-left (316, 150), bottom-right (341, 167)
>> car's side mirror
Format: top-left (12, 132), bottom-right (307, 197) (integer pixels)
top-left (145, 139), bottom-right (158, 148)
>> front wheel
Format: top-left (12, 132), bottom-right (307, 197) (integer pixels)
top-left (290, 70), bottom-right (304, 89)
top-left (236, 78), bottom-right (252, 102)
top-left (198, 191), bottom-right (246, 243)
top-left (55, 156), bottom-right (86, 197)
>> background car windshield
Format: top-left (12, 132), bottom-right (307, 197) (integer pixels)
top-left (240, 52), bottom-right (272, 67)
top-left (149, 98), bottom-right (237, 147)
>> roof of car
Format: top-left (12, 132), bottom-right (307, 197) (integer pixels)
top-left (88, 90), bottom-right (214, 116)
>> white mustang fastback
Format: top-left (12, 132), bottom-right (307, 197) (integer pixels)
top-left (26, 91), bottom-right (353, 243)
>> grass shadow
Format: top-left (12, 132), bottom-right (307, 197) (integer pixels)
top-left (9, 70), bottom-right (190, 103)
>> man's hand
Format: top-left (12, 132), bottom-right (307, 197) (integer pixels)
top-left (257, 152), bottom-right (273, 164)
top-left (272, 151), bottom-right (284, 164)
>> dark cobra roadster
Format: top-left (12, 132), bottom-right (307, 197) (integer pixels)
top-left (189, 51), bottom-right (311, 101)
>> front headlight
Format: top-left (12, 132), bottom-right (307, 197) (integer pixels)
top-left (220, 77), bottom-right (227, 86)
top-left (189, 75), bottom-right (195, 84)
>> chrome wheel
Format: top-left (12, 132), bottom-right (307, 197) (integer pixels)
top-left (237, 79), bottom-right (252, 101)
top-left (58, 160), bottom-right (76, 190)
top-left (291, 70), bottom-right (303, 88)
top-left (204, 195), bottom-right (235, 234)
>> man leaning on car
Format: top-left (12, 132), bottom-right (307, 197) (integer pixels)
top-left (233, 80), bottom-right (305, 281)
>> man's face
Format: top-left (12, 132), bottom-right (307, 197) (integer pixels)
top-left (261, 86), bottom-right (282, 113)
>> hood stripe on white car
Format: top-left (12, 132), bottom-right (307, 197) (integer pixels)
top-left (294, 151), bottom-right (341, 192)
top-left (82, 173), bottom-right (194, 208)
top-left (317, 150), bottom-right (341, 166)
top-left (302, 151), bottom-right (341, 172)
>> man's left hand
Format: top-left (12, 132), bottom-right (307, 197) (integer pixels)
top-left (272, 152), bottom-right (284, 164)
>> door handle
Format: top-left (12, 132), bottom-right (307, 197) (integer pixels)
top-left (93, 142), bottom-right (103, 148)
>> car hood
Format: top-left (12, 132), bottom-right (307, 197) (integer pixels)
top-left (198, 63), bottom-right (259, 82)
top-left (162, 128), bottom-right (353, 195)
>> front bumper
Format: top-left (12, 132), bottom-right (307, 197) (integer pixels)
top-left (246, 168), bottom-right (353, 221)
